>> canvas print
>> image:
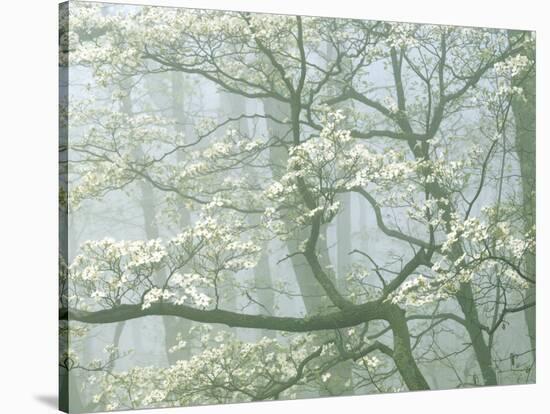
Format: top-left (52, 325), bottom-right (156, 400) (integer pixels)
top-left (59, 1), bottom-right (536, 412)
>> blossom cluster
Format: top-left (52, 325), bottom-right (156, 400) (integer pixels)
top-left (263, 111), bottom-right (415, 234)
top-left (83, 329), bottom-right (386, 410)
top-left (70, 212), bottom-right (262, 311)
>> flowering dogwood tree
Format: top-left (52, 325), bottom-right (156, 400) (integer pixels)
top-left (59, 2), bottom-right (535, 412)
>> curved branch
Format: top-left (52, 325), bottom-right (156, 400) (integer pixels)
top-left (355, 188), bottom-right (434, 249)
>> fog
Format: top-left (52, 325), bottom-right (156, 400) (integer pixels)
top-left (59, 2), bottom-right (536, 412)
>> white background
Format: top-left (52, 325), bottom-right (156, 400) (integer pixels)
top-left (0, 0), bottom-right (548, 412)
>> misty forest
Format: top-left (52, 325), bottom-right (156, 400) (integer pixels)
top-left (59, 2), bottom-right (536, 412)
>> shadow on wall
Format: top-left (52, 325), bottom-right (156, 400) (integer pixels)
top-left (34, 395), bottom-right (58, 409)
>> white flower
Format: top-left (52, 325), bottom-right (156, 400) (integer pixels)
top-left (321, 372), bottom-right (332, 383)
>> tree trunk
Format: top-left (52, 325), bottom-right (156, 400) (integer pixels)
top-left (433, 183), bottom-right (498, 385)
top-left (456, 282), bottom-right (497, 385)
top-left (510, 30), bottom-right (536, 362)
top-left (384, 304), bottom-right (430, 391)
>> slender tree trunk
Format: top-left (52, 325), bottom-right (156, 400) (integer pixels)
top-left (120, 83), bottom-right (183, 365)
top-left (456, 282), bottom-right (497, 385)
top-left (337, 193), bottom-right (352, 288)
top-left (430, 180), bottom-right (498, 385)
top-left (510, 31), bottom-right (536, 363)
top-left (441, 200), bottom-right (498, 386)
top-left (162, 72), bottom-right (194, 363)
top-left (335, 192), bottom-right (355, 394)
top-left (263, 97), bottom-right (350, 396)
top-left (225, 91), bottom-right (276, 338)
top-left (263, 98), bottom-right (331, 314)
